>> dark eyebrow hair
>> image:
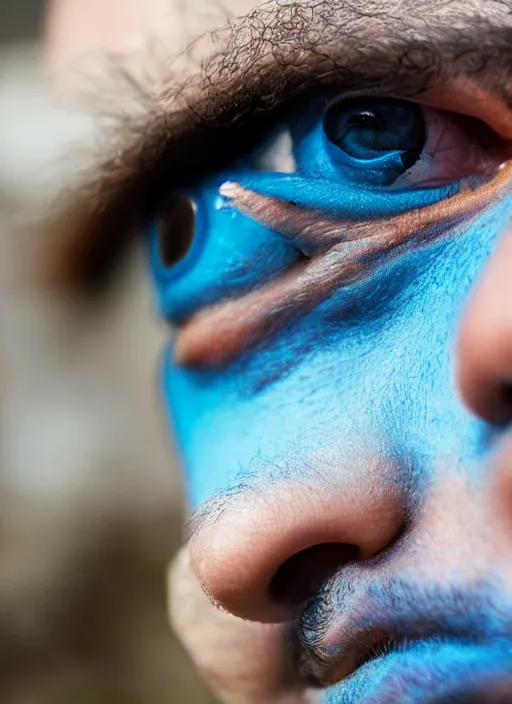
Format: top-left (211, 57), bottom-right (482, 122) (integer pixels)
top-left (45, 0), bottom-right (512, 291)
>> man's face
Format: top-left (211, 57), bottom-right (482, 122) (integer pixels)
top-left (48, 0), bottom-right (512, 702)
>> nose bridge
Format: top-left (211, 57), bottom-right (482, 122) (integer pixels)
top-left (189, 457), bottom-right (407, 623)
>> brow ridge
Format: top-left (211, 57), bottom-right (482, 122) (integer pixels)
top-left (46, 0), bottom-right (512, 289)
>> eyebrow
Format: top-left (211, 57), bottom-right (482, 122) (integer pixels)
top-left (46, 0), bottom-right (512, 291)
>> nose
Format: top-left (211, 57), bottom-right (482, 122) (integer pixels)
top-left (457, 231), bottom-right (512, 425)
top-left (188, 460), bottom-right (406, 622)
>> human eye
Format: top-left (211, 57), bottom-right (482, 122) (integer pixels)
top-left (147, 92), bottom-right (509, 360)
top-left (302, 95), bottom-right (502, 188)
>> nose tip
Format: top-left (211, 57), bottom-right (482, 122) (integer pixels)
top-left (457, 232), bottom-right (512, 425)
top-left (189, 472), bottom-right (406, 623)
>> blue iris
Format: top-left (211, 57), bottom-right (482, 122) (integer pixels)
top-left (322, 96), bottom-right (426, 185)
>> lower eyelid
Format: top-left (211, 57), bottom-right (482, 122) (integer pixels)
top-left (151, 167), bottom-right (461, 323)
top-left (226, 173), bottom-right (461, 220)
top-left (152, 170), bottom-right (459, 322)
top-left (173, 161), bottom-right (512, 369)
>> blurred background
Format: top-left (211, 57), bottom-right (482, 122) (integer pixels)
top-left (0, 2), bottom-right (217, 702)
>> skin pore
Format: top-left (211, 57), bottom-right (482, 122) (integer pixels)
top-left (47, 1), bottom-right (512, 703)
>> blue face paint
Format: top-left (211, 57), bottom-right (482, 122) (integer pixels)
top-left (147, 93), bottom-right (512, 700)
top-left (325, 639), bottom-right (512, 704)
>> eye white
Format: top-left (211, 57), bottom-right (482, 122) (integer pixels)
top-left (393, 107), bottom-right (504, 189)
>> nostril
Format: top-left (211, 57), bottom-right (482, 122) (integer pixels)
top-left (190, 473), bottom-right (405, 622)
top-left (268, 543), bottom-right (359, 608)
top-left (472, 381), bottom-right (512, 426)
top-left (497, 383), bottom-right (512, 425)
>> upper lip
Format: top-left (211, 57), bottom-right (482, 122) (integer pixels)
top-left (290, 577), bottom-right (512, 688)
top-left (293, 611), bottom-right (443, 688)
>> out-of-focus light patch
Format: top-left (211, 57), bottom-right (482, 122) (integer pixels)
top-left (0, 41), bottom-right (96, 208)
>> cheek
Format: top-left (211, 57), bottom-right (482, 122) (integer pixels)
top-left (161, 197), bottom-right (512, 510)
top-left (168, 546), bottom-right (305, 703)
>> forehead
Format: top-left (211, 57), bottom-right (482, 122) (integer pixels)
top-left (48, 0), bottom-right (265, 75)
top-left (47, 0), bottom-right (506, 97)
top-left (52, 0), bottom-right (490, 76)
top-left (44, 0), bottom-right (512, 291)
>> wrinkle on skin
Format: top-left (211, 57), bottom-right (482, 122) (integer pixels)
top-left (175, 162), bottom-right (512, 368)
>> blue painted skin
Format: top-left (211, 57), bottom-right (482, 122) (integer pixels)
top-left (328, 639), bottom-right (512, 703)
top-left (306, 578), bottom-right (512, 702)
top-left (148, 95), bottom-right (512, 701)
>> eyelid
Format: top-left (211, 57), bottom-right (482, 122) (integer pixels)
top-left (418, 80), bottom-right (512, 143)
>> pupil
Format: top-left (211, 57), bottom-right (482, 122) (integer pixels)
top-left (323, 96), bottom-right (426, 170)
top-left (347, 111), bottom-right (384, 131)
top-left (157, 193), bottom-right (196, 269)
